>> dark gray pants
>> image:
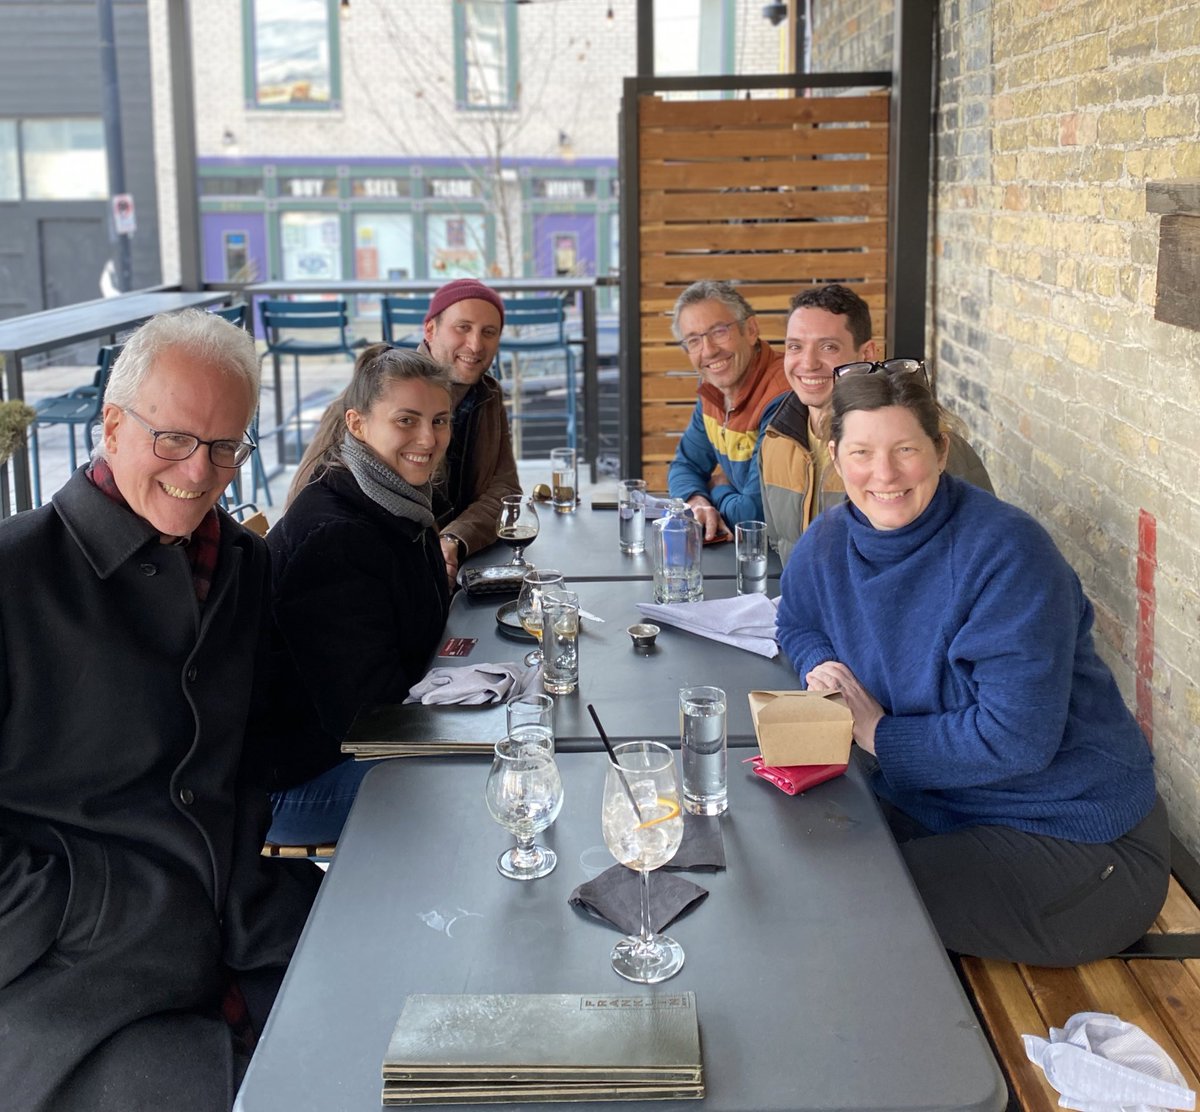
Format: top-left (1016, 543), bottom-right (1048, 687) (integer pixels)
top-left (882, 795), bottom-right (1171, 967)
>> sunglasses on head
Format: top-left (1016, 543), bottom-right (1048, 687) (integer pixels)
top-left (833, 358), bottom-right (929, 387)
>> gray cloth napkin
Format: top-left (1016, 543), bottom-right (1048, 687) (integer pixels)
top-left (569, 866), bottom-right (708, 936)
top-left (664, 812), bottom-right (726, 871)
top-left (405, 662), bottom-right (540, 706)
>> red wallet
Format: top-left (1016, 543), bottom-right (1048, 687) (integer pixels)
top-left (744, 755), bottom-right (847, 795)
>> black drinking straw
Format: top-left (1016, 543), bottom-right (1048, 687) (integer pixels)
top-left (586, 703), bottom-right (643, 820)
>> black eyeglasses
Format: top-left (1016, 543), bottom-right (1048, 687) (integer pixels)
top-left (122, 408), bottom-right (256, 468)
top-left (833, 358), bottom-right (929, 386)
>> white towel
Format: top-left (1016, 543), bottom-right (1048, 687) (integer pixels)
top-left (405, 662), bottom-right (540, 706)
top-left (636, 594), bottom-right (779, 659)
top-left (1023, 1011), bottom-right (1196, 1112)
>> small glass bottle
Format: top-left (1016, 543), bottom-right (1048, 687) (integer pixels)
top-left (650, 498), bottom-right (704, 604)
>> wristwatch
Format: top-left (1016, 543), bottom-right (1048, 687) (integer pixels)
top-left (441, 533), bottom-right (467, 561)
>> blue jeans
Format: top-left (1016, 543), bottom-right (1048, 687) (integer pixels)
top-left (267, 757), bottom-right (382, 845)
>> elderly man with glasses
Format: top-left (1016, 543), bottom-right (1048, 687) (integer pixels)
top-left (666, 280), bottom-right (790, 540)
top-left (0, 310), bottom-right (319, 1112)
top-left (759, 283), bottom-right (993, 565)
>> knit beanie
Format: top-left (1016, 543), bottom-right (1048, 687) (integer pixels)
top-left (424, 279), bottom-right (506, 328)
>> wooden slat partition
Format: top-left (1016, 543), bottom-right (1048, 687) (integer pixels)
top-left (634, 90), bottom-right (890, 490)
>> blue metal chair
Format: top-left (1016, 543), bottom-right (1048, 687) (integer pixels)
top-left (209, 302), bottom-right (272, 507)
top-left (380, 295), bottom-right (431, 348)
top-left (497, 296), bottom-right (577, 451)
top-left (258, 298), bottom-right (356, 466)
top-left (211, 300), bottom-right (250, 331)
top-left (29, 343), bottom-right (123, 506)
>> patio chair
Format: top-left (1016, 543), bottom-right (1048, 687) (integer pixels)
top-left (380, 295), bottom-right (431, 348)
top-left (211, 300), bottom-right (250, 330)
top-left (258, 298), bottom-right (357, 466)
top-left (29, 343), bottom-right (123, 506)
top-left (497, 296), bottom-right (577, 451)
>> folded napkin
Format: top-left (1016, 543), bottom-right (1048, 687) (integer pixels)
top-left (1023, 1011), bottom-right (1196, 1112)
top-left (569, 866), bottom-right (708, 936)
top-left (636, 594), bottom-right (779, 659)
top-left (664, 812), bottom-right (726, 871)
top-left (405, 662), bottom-right (539, 706)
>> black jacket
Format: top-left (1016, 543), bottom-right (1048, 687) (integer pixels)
top-left (266, 465), bottom-right (450, 788)
top-left (0, 469), bottom-right (319, 1112)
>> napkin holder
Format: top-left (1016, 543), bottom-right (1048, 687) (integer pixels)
top-left (747, 690), bottom-right (853, 767)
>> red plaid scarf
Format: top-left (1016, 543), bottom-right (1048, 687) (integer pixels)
top-left (87, 460), bottom-right (221, 604)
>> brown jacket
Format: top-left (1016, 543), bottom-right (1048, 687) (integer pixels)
top-left (419, 340), bottom-right (521, 556)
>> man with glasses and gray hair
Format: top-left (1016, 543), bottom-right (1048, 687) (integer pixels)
top-left (759, 283), bottom-right (992, 564)
top-left (0, 310), bottom-right (319, 1111)
top-left (666, 280), bottom-right (790, 539)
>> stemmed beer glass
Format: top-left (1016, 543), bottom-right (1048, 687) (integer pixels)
top-left (601, 741), bottom-right (685, 983)
top-left (484, 734), bottom-right (563, 880)
top-left (516, 569), bottom-right (564, 667)
top-left (496, 495), bottom-right (539, 567)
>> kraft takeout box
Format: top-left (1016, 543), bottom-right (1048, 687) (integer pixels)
top-left (748, 690), bottom-right (854, 767)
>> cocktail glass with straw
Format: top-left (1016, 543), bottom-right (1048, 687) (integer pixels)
top-left (587, 705), bottom-right (686, 984)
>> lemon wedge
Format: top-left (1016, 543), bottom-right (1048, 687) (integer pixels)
top-left (636, 797), bottom-right (681, 829)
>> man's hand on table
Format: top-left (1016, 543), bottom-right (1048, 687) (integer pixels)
top-left (439, 534), bottom-right (461, 592)
top-left (685, 496), bottom-right (734, 542)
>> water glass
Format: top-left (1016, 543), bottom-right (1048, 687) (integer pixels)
top-left (506, 693), bottom-right (555, 753)
top-left (549, 447), bottom-right (577, 514)
top-left (735, 520), bottom-right (768, 596)
top-left (541, 589), bottom-right (580, 696)
top-left (618, 478), bottom-right (647, 554)
top-left (484, 734), bottom-right (563, 880)
top-left (679, 685), bottom-right (728, 816)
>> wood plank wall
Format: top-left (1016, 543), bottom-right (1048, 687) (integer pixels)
top-left (636, 92), bottom-right (890, 490)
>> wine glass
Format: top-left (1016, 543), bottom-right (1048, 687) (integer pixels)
top-left (484, 734), bottom-right (563, 880)
top-left (496, 494), bottom-right (539, 566)
top-left (601, 741), bottom-right (686, 983)
top-left (516, 569), bottom-right (564, 668)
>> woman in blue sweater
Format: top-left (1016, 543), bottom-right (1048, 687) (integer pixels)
top-left (776, 368), bottom-right (1169, 966)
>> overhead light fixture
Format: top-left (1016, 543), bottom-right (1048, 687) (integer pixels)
top-left (762, 2), bottom-right (787, 25)
top-left (340, 0), bottom-right (350, 17)
top-left (222, 128), bottom-right (237, 147)
top-left (606, 3), bottom-right (614, 24)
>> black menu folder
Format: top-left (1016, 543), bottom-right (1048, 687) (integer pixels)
top-left (381, 992), bottom-right (704, 1105)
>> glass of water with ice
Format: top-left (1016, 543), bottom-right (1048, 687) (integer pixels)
top-left (679, 686), bottom-right (728, 816)
top-left (618, 479), bottom-right (647, 554)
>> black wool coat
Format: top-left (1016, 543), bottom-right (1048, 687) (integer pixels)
top-left (265, 465), bottom-right (451, 789)
top-left (0, 469), bottom-right (320, 1112)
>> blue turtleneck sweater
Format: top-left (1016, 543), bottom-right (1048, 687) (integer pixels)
top-left (776, 475), bottom-right (1156, 843)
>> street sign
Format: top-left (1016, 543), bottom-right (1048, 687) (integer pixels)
top-left (112, 193), bottom-right (136, 235)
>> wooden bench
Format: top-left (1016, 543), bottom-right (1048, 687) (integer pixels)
top-left (961, 834), bottom-right (1200, 1110)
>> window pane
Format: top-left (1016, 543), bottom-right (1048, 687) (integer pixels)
top-left (353, 214), bottom-right (414, 316)
top-left (463, 0), bottom-right (509, 107)
top-left (428, 213), bottom-right (486, 279)
top-left (21, 118), bottom-right (107, 200)
top-left (280, 212), bottom-right (342, 280)
top-left (0, 121), bottom-right (18, 200)
top-left (254, 0), bottom-right (332, 106)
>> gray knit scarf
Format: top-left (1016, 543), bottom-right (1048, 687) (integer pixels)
top-left (339, 432), bottom-right (436, 528)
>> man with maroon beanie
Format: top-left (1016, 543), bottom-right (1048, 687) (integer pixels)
top-left (419, 278), bottom-right (520, 584)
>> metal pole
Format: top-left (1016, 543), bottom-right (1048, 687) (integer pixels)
top-left (636, 0), bottom-right (654, 77)
top-left (97, 0), bottom-right (133, 292)
top-left (166, 0), bottom-right (203, 290)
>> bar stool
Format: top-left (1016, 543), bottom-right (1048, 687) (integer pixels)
top-left (497, 296), bottom-right (577, 451)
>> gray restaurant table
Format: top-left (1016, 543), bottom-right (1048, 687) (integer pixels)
top-left (435, 576), bottom-right (793, 745)
top-left (463, 501), bottom-right (783, 582)
top-left (0, 288), bottom-right (231, 511)
top-left (234, 756), bottom-right (1006, 1112)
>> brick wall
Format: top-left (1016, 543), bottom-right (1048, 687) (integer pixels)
top-left (815, 0), bottom-right (1200, 858)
